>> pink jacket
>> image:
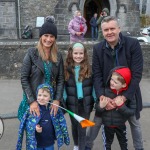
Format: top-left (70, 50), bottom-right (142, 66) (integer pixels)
top-left (68, 16), bottom-right (87, 42)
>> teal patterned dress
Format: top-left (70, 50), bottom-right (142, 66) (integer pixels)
top-left (18, 61), bottom-right (52, 121)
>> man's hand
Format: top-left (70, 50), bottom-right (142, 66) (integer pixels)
top-left (105, 100), bottom-right (116, 110)
top-left (99, 96), bottom-right (109, 108)
top-left (100, 96), bottom-right (115, 110)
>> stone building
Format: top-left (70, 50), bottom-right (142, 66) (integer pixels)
top-left (0, 0), bottom-right (140, 40)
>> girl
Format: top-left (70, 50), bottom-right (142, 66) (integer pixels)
top-left (64, 42), bottom-right (96, 150)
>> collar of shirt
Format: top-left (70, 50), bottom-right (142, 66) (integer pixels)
top-left (105, 37), bottom-right (121, 50)
top-left (74, 65), bottom-right (80, 69)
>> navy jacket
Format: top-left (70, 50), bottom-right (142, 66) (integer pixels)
top-left (90, 17), bottom-right (98, 28)
top-left (93, 33), bottom-right (143, 119)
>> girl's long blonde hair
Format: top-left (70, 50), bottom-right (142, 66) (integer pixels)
top-left (36, 37), bottom-right (58, 62)
top-left (64, 43), bottom-right (91, 81)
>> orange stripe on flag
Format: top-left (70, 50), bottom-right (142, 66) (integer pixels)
top-left (80, 119), bottom-right (95, 128)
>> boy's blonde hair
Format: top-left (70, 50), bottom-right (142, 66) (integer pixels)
top-left (112, 72), bottom-right (126, 84)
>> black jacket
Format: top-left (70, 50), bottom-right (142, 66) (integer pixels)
top-left (90, 17), bottom-right (98, 28)
top-left (93, 33), bottom-right (143, 119)
top-left (21, 47), bottom-right (64, 104)
top-left (96, 67), bottom-right (136, 126)
top-left (65, 71), bottom-right (94, 114)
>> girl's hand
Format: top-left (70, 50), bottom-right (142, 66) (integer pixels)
top-left (36, 124), bottom-right (42, 133)
top-left (30, 101), bottom-right (40, 116)
top-left (50, 100), bottom-right (60, 116)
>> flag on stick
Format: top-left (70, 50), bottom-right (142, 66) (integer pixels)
top-left (50, 102), bottom-right (95, 128)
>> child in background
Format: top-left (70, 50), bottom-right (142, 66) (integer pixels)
top-left (97, 66), bottom-right (136, 150)
top-left (63, 42), bottom-right (96, 150)
top-left (16, 83), bottom-right (70, 150)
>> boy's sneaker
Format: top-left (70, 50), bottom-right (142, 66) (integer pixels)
top-left (73, 145), bottom-right (79, 150)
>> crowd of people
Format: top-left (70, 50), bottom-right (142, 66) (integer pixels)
top-left (16, 9), bottom-right (144, 150)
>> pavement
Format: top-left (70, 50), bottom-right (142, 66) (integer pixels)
top-left (0, 78), bottom-right (150, 150)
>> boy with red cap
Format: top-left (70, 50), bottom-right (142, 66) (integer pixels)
top-left (96, 66), bottom-right (136, 150)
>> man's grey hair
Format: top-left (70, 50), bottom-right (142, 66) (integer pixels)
top-left (101, 16), bottom-right (120, 27)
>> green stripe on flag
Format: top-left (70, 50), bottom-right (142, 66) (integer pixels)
top-left (66, 110), bottom-right (74, 117)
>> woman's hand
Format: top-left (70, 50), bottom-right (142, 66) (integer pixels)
top-left (76, 32), bottom-right (82, 36)
top-left (50, 100), bottom-right (60, 116)
top-left (30, 101), bottom-right (40, 116)
top-left (36, 124), bottom-right (42, 133)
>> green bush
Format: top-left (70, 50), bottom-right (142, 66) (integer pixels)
top-left (140, 15), bottom-right (150, 27)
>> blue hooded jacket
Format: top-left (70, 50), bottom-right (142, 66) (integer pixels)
top-left (16, 108), bottom-right (70, 150)
top-left (17, 83), bottom-right (70, 149)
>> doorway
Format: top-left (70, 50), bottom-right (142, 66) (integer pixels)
top-left (83, 0), bottom-right (110, 38)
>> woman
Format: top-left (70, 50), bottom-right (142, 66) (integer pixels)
top-left (68, 10), bottom-right (87, 42)
top-left (18, 16), bottom-right (64, 120)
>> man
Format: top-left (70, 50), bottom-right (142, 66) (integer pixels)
top-left (97, 8), bottom-right (110, 41)
top-left (90, 13), bottom-right (98, 41)
top-left (85, 16), bottom-right (144, 150)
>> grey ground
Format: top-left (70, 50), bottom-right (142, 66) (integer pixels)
top-left (0, 78), bottom-right (150, 150)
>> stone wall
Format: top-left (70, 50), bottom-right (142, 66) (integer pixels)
top-left (116, 0), bottom-right (140, 35)
top-left (0, 41), bottom-right (149, 79)
top-left (0, 0), bottom-right (142, 40)
top-left (0, 1), bottom-right (17, 39)
top-left (54, 0), bottom-right (71, 41)
top-left (20, 0), bottom-right (59, 38)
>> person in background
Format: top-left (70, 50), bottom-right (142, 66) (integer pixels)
top-left (97, 66), bottom-right (136, 150)
top-left (85, 16), bottom-right (144, 150)
top-left (68, 10), bottom-right (87, 42)
top-left (97, 8), bottom-right (110, 41)
top-left (64, 42), bottom-right (96, 150)
top-left (16, 83), bottom-right (70, 150)
top-left (90, 13), bottom-right (98, 41)
top-left (17, 16), bottom-right (64, 122)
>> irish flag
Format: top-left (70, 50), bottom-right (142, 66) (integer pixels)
top-left (50, 102), bottom-right (95, 128)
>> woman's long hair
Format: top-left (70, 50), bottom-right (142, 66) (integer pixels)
top-left (64, 43), bottom-right (91, 81)
top-left (36, 37), bottom-right (58, 62)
